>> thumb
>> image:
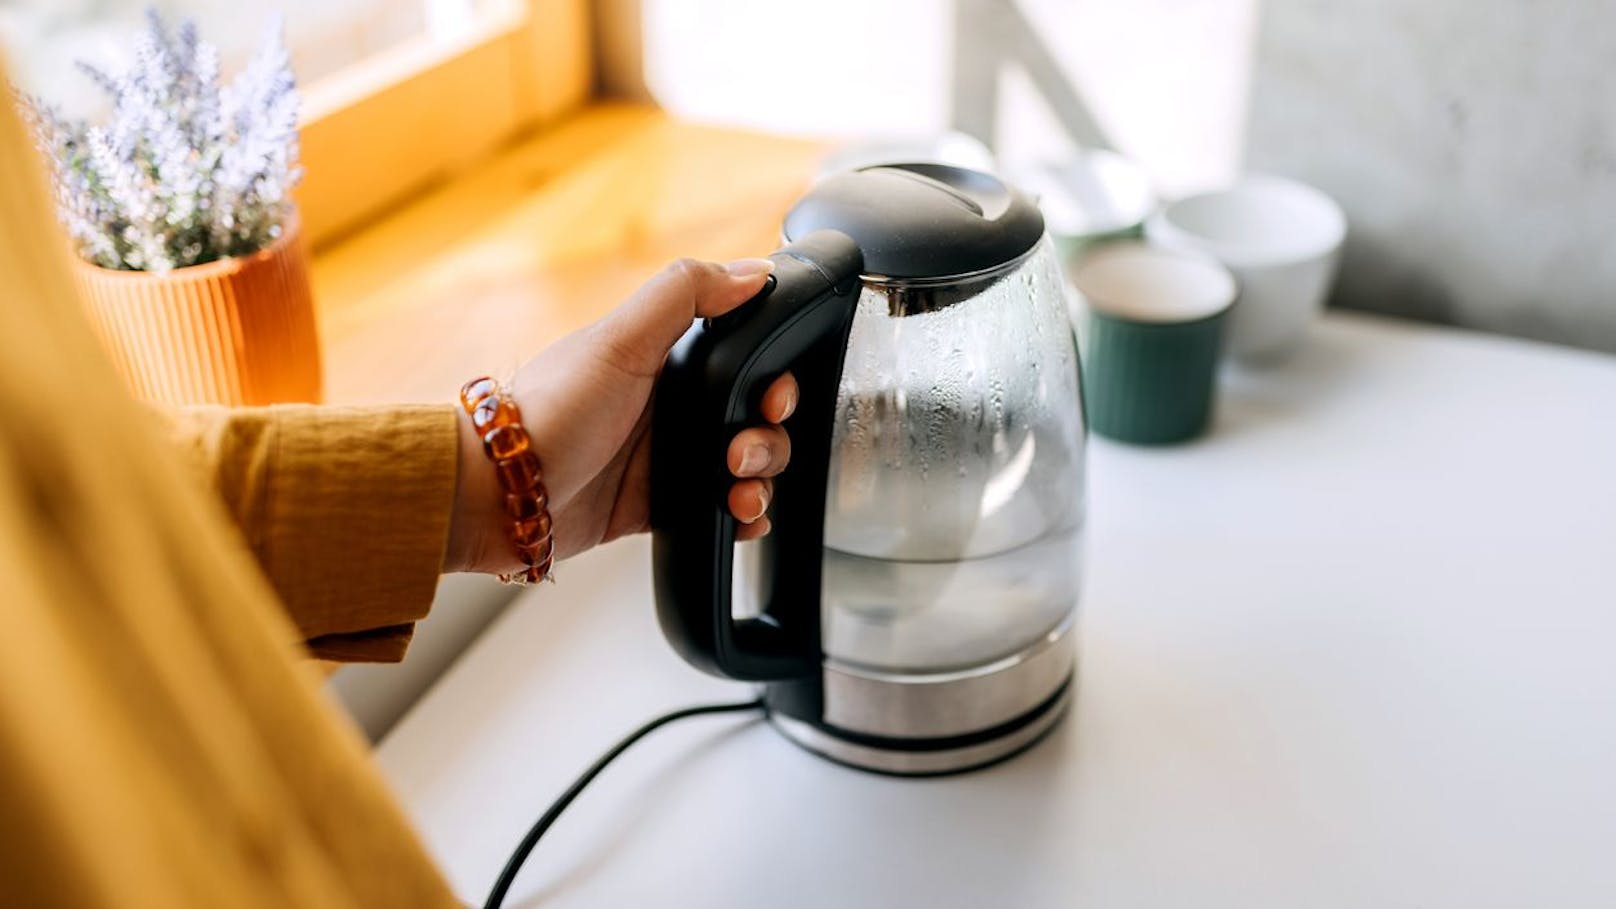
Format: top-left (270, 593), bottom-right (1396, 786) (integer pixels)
top-left (593, 257), bottom-right (775, 376)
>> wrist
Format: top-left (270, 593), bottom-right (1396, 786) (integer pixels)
top-left (446, 405), bottom-right (511, 574)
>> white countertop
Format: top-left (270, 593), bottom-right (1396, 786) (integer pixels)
top-left (375, 312), bottom-right (1616, 908)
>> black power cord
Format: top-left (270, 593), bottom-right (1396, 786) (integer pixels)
top-left (481, 698), bottom-right (766, 909)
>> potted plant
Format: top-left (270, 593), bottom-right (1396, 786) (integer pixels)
top-left (20, 11), bottom-right (321, 406)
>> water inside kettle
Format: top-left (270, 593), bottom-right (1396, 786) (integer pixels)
top-left (820, 519), bottom-right (1082, 673)
top-left (819, 401), bottom-right (1083, 673)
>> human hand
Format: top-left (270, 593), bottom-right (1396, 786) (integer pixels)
top-left (445, 257), bottom-right (796, 574)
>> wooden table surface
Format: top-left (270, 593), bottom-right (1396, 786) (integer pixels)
top-left (311, 103), bottom-right (829, 404)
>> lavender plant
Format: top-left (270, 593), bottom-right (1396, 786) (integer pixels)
top-left (18, 10), bottom-right (302, 272)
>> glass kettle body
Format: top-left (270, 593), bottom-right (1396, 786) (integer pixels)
top-left (822, 239), bottom-right (1084, 674)
top-left (650, 164), bottom-right (1085, 774)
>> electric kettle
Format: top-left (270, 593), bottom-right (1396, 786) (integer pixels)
top-left (650, 163), bottom-right (1086, 775)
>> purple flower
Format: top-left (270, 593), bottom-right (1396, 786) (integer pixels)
top-left (15, 9), bottom-right (301, 272)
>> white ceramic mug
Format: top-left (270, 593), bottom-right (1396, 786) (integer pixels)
top-left (1145, 176), bottom-right (1345, 361)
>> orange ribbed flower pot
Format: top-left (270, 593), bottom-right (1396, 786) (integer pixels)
top-left (73, 218), bottom-right (323, 406)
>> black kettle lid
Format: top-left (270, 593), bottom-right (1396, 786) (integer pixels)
top-left (782, 163), bottom-right (1045, 281)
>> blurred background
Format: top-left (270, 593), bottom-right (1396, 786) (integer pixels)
top-left (4, 0), bottom-right (1611, 737)
top-left (2, 0), bottom-right (492, 95)
top-left (12, 0), bottom-right (1616, 350)
top-left (7, 0), bottom-right (1612, 351)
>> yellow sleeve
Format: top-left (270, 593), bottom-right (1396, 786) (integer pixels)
top-left (158, 403), bottom-right (460, 662)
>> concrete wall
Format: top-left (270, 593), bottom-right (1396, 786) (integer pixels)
top-left (1247, 0), bottom-right (1616, 353)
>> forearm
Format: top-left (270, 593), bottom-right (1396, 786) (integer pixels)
top-left (158, 403), bottom-right (459, 661)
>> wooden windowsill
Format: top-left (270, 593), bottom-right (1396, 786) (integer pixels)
top-left (310, 103), bottom-right (830, 405)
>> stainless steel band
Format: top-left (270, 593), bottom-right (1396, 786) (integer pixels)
top-left (766, 619), bottom-right (1076, 775)
top-left (822, 617), bottom-right (1076, 738)
top-left (770, 685), bottom-right (1071, 776)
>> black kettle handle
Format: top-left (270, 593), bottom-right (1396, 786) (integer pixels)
top-left (649, 230), bottom-right (863, 681)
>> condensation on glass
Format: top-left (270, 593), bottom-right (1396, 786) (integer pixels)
top-left (822, 237), bottom-right (1085, 672)
top-left (737, 237), bottom-right (1086, 675)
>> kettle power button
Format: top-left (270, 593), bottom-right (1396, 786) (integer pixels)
top-left (707, 273), bottom-right (777, 332)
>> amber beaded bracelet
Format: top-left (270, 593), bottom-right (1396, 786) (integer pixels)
top-left (459, 376), bottom-right (554, 585)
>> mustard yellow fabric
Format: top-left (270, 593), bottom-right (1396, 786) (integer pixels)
top-left (161, 404), bottom-right (457, 662)
top-left (0, 71), bottom-right (462, 905)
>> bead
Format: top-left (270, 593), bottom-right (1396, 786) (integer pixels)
top-left (462, 373), bottom-right (554, 585)
top-left (505, 492), bottom-right (538, 521)
top-left (516, 534), bottom-right (553, 564)
top-left (472, 395), bottom-right (522, 433)
top-left (495, 451), bottom-right (542, 491)
top-left (512, 511), bottom-right (553, 546)
top-left (531, 542), bottom-right (554, 570)
top-left (459, 376), bottom-right (499, 412)
top-left (504, 489), bottom-right (549, 521)
top-left (483, 424), bottom-right (530, 460)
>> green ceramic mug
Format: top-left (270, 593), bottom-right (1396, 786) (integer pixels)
top-left (1070, 241), bottom-right (1237, 444)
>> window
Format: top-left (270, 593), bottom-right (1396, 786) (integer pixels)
top-left (0, 1), bottom-right (490, 108)
top-left (0, 0), bottom-right (591, 246)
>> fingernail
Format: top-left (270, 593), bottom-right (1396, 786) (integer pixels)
top-left (754, 485), bottom-right (771, 520)
top-left (780, 386), bottom-right (797, 420)
top-left (726, 258), bottom-right (774, 278)
top-left (739, 444), bottom-right (769, 476)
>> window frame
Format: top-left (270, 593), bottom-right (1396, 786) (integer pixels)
top-left (294, 0), bottom-right (591, 248)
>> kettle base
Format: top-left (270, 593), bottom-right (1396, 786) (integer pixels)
top-left (767, 679), bottom-right (1071, 777)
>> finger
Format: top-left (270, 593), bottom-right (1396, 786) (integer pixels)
top-left (594, 257), bottom-right (775, 375)
top-left (728, 478), bottom-right (772, 524)
top-left (760, 372), bottom-right (798, 423)
top-left (728, 425), bottom-right (791, 478)
top-left (736, 516), bottom-right (773, 542)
